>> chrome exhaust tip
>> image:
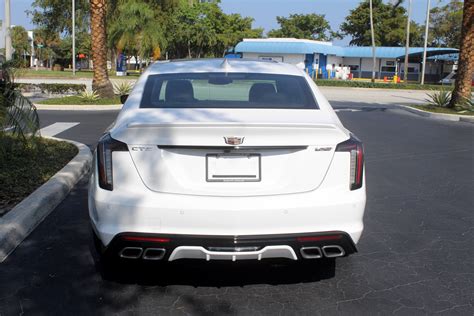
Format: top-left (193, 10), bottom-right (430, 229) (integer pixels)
top-left (143, 248), bottom-right (166, 261)
top-left (300, 246), bottom-right (322, 259)
top-left (119, 247), bottom-right (143, 259)
top-left (321, 245), bottom-right (345, 258)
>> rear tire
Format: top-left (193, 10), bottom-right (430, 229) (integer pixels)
top-left (91, 229), bottom-right (121, 280)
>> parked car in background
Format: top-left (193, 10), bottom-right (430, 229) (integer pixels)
top-left (440, 71), bottom-right (474, 86)
top-left (89, 59), bottom-right (366, 272)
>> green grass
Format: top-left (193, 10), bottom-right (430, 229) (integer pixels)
top-left (410, 104), bottom-right (474, 116)
top-left (315, 79), bottom-right (448, 91)
top-left (16, 69), bottom-right (140, 80)
top-left (37, 95), bottom-right (122, 105)
top-left (0, 136), bottom-right (78, 215)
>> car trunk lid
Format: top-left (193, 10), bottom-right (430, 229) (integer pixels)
top-left (112, 109), bottom-right (347, 196)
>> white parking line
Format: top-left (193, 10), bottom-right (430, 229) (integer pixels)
top-left (39, 122), bottom-right (80, 137)
top-left (335, 109), bottom-right (362, 112)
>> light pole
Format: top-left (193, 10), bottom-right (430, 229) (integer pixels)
top-left (403, 0), bottom-right (412, 83)
top-left (4, 0), bottom-right (12, 61)
top-left (72, 0), bottom-right (76, 75)
top-left (369, 0), bottom-right (376, 83)
top-left (421, 0), bottom-right (431, 85)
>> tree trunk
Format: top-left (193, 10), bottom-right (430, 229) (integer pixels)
top-left (449, 0), bottom-right (474, 108)
top-left (90, 0), bottom-right (114, 98)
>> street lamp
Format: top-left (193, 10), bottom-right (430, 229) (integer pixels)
top-left (403, 0), bottom-right (412, 83)
top-left (421, 0), bottom-right (431, 85)
top-left (72, 0), bottom-right (76, 76)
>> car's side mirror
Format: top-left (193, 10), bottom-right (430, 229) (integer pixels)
top-left (120, 94), bottom-right (129, 104)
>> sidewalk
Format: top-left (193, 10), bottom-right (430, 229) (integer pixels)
top-left (318, 86), bottom-right (428, 106)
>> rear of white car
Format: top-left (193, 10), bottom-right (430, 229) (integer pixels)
top-left (89, 59), bottom-right (365, 264)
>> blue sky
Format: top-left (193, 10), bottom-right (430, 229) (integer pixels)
top-left (2, 0), bottom-right (452, 45)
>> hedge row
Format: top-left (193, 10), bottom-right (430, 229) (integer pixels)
top-left (314, 79), bottom-right (448, 91)
top-left (16, 83), bottom-right (86, 95)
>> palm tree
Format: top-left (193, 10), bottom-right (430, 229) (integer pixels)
top-left (449, 0), bottom-right (474, 108)
top-left (0, 62), bottom-right (40, 140)
top-left (108, 0), bottom-right (166, 69)
top-left (90, 0), bottom-right (114, 98)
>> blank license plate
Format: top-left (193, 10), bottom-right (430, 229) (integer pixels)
top-left (206, 154), bottom-right (261, 182)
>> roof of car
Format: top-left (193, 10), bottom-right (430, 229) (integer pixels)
top-left (147, 58), bottom-right (306, 76)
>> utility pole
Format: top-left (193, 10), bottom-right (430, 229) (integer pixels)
top-left (72, 0), bottom-right (76, 75)
top-left (4, 0), bottom-right (12, 61)
top-left (369, 0), bottom-right (376, 83)
top-left (421, 0), bottom-right (431, 85)
top-left (403, 0), bottom-right (412, 83)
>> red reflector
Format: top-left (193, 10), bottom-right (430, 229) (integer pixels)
top-left (297, 235), bottom-right (342, 242)
top-left (122, 236), bottom-right (170, 243)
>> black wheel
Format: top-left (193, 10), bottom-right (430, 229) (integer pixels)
top-left (91, 229), bottom-right (121, 280)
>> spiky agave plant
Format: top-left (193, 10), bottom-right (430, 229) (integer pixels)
top-left (79, 88), bottom-right (101, 101)
top-left (113, 81), bottom-right (133, 96)
top-left (0, 61), bottom-right (40, 140)
top-left (424, 89), bottom-right (452, 108)
top-left (455, 96), bottom-right (474, 112)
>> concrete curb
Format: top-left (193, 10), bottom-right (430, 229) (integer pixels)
top-left (400, 105), bottom-right (474, 123)
top-left (34, 103), bottom-right (122, 111)
top-left (0, 137), bottom-right (92, 263)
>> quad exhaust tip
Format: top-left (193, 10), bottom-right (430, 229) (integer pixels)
top-left (321, 245), bottom-right (345, 258)
top-left (300, 245), bottom-right (345, 259)
top-left (120, 247), bottom-right (143, 259)
top-left (143, 248), bottom-right (166, 260)
top-left (300, 247), bottom-right (323, 259)
top-left (119, 247), bottom-right (166, 260)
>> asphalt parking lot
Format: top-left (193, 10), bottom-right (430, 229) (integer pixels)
top-left (1, 103), bottom-right (473, 315)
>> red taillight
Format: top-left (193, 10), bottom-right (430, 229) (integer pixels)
top-left (122, 236), bottom-right (170, 243)
top-left (336, 135), bottom-right (364, 190)
top-left (297, 235), bottom-right (342, 242)
top-left (97, 133), bottom-right (128, 191)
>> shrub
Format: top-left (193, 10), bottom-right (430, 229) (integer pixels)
top-left (52, 64), bottom-right (64, 71)
top-left (113, 81), bottom-right (133, 96)
top-left (37, 83), bottom-right (86, 94)
top-left (0, 62), bottom-right (40, 141)
top-left (79, 89), bottom-right (100, 102)
top-left (455, 96), bottom-right (474, 112)
top-left (424, 90), bottom-right (452, 108)
top-left (314, 79), bottom-right (444, 91)
top-left (17, 83), bottom-right (86, 94)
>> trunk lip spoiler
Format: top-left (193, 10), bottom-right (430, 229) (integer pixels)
top-left (125, 122), bottom-right (338, 129)
top-left (157, 145), bottom-right (309, 150)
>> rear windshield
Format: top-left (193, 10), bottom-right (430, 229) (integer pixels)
top-left (140, 72), bottom-right (319, 109)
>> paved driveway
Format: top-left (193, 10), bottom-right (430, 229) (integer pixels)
top-left (0, 103), bottom-right (473, 315)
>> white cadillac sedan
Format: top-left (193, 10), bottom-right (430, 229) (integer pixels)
top-left (89, 59), bottom-right (365, 267)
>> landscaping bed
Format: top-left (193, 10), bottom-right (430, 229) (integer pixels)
top-left (18, 83), bottom-right (87, 95)
top-left (37, 95), bottom-right (122, 105)
top-left (315, 79), bottom-right (447, 90)
top-left (409, 104), bottom-right (474, 116)
top-left (0, 136), bottom-right (78, 215)
top-left (16, 69), bottom-right (140, 80)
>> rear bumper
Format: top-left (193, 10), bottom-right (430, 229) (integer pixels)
top-left (89, 154), bottom-right (366, 248)
top-left (98, 231), bottom-right (357, 262)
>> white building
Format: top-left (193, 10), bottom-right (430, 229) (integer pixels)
top-left (234, 38), bottom-right (459, 82)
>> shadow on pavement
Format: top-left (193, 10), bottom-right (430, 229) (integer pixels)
top-left (90, 242), bottom-right (336, 287)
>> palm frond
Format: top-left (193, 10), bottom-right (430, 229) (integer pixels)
top-left (0, 63), bottom-right (40, 140)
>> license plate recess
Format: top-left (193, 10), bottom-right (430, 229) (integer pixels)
top-left (206, 154), bottom-right (261, 182)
